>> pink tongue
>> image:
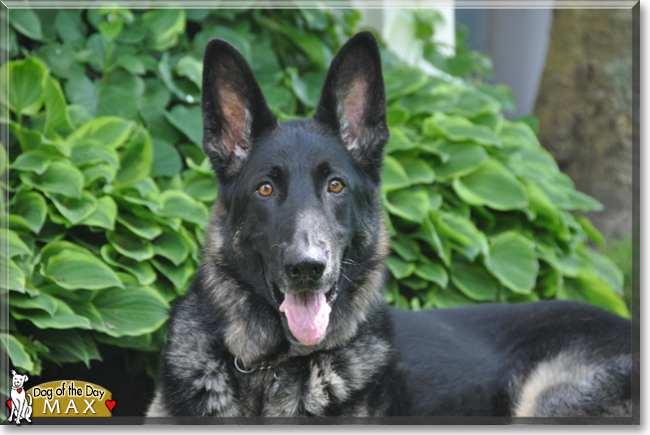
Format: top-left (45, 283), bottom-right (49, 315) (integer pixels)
top-left (279, 292), bottom-right (331, 346)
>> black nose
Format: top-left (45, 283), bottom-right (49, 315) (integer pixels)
top-left (284, 251), bottom-right (327, 282)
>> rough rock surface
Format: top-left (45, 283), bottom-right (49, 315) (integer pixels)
top-left (534, 9), bottom-right (634, 238)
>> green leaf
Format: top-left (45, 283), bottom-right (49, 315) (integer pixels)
top-left (522, 179), bottom-right (560, 224)
top-left (1, 255), bottom-right (25, 292)
top-left (577, 245), bottom-right (624, 296)
top-left (559, 270), bottom-right (629, 318)
top-left (65, 116), bottom-right (134, 149)
top-left (385, 189), bottom-right (429, 224)
top-left (0, 334), bottom-right (34, 372)
top-left (290, 71), bottom-right (324, 108)
top-left (93, 284), bottom-right (169, 337)
top-left (386, 107), bottom-right (410, 127)
top-left (159, 190), bottom-right (209, 227)
top-left (575, 216), bottom-right (605, 250)
top-left (79, 196), bottom-right (117, 230)
top-left (384, 67), bottom-right (428, 100)
top-left (107, 228), bottom-right (154, 262)
top-left (424, 112), bottom-right (501, 147)
top-left (429, 285), bottom-right (475, 309)
top-left (43, 77), bottom-right (72, 137)
top-left (398, 157), bottom-right (435, 185)
top-left (413, 214), bottom-right (450, 266)
top-left (164, 105), bottom-right (203, 146)
top-left (116, 53), bottom-right (146, 75)
top-left (384, 128), bottom-right (414, 154)
top-left (390, 236), bottom-right (421, 262)
top-left (142, 9), bottom-right (186, 51)
top-left (9, 9), bottom-right (43, 40)
top-left (381, 155), bottom-right (411, 192)
top-left (4, 230), bottom-right (31, 257)
top-left (43, 250), bottom-right (123, 290)
top-left (117, 213), bottom-right (162, 240)
top-left (50, 191), bottom-right (98, 225)
top-left (39, 241), bottom-right (94, 266)
top-left (8, 190), bottom-right (47, 233)
top-left (9, 292), bottom-right (58, 316)
top-left (64, 75), bottom-right (98, 117)
top-left (451, 262), bottom-right (498, 301)
top-left (433, 141), bottom-right (489, 182)
top-left (386, 255), bottom-right (416, 279)
top-left (20, 161), bottom-right (84, 198)
top-left (183, 172), bottom-right (217, 202)
top-left (453, 160), bottom-right (528, 211)
top-left (436, 211), bottom-right (488, 255)
top-left (96, 83), bottom-right (139, 120)
top-left (0, 57), bottom-right (48, 116)
top-left (414, 257), bottom-right (448, 288)
top-left (100, 245), bottom-right (156, 286)
top-left (151, 138), bottom-right (183, 178)
top-left (36, 43), bottom-right (83, 80)
top-left (152, 227), bottom-right (193, 266)
top-left (55, 10), bottom-right (87, 48)
top-left (82, 164), bottom-right (117, 186)
top-left (176, 56), bottom-right (203, 89)
top-left (98, 20), bottom-right (123, 42)
top-left (115, 127), bottom-right (153, 187)
top-left (484, 232), bottom-right (539, 294)
top-left (12, 299), bottom-right (91, 330)
top-left (39, 330), bottom-right (101, 368)
top-left (151, 257), bottom-right (194, 292)
top-left (70, 142), bottom-right (120, 168)
top-left (11, 150), bottom-right (55, 175)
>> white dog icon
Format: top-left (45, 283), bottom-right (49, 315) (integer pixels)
top-left (8, 370), bottom-right (32, 425)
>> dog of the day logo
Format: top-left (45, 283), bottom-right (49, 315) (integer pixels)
top-left (7, 370), bottom-right (33, 425)
top-left (6, 375), bottom-right (115, 421)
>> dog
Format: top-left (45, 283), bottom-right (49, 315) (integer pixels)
top-left (147, 31), bottom-right (637, 419)
top-left (8, 370), bottom-right (32, 425)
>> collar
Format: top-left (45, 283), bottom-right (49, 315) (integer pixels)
top-left (233, 352), bottom-right (296, 375)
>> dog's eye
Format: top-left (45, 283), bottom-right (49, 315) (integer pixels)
top-left (328, 179), bottom-right (344, 194)
top-left (257, 183), bottom-right (274, 197)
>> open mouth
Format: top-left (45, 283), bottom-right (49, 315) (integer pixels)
top-left (269, 283), bottom-right (338, 347)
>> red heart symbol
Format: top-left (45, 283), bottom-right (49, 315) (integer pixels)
top-left (17, 389), bottom-right (22, 393)
top-left (105, 400), bottom-right (116, 412)
top-left (6, 400), bottom-right (11, 409)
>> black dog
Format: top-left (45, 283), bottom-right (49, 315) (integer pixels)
top-left (147, 32), bottom-right (636, 419)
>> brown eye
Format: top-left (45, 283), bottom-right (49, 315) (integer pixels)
top-left (328, 179), bottom-right (344, 194)
top-left (258, 183), bottom-right (273, 196)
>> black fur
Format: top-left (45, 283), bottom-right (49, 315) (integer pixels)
top-left (148, 32), bottom-right (637, 420)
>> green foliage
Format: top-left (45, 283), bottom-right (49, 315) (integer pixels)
top-left (1, 8), bottom-right (627, 381)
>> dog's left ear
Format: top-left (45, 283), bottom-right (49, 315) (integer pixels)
top-left (22, 375), bottom-right (28, 382)
top-left (201, 39), bottom-right (277, 181)
top-left (314, 31), bottom-right (389, 178)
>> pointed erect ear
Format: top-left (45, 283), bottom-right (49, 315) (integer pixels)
top-left (201, 39), bottom-right (277, 181)
top-left (313, 32), bottom-right (389, 177)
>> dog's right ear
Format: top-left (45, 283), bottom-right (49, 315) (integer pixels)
top-left (11, 370), bottom-right (15, 376)
top-left (201, 39), bottom-right (277, 181)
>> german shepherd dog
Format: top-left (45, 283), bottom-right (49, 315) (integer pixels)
top-left (147, 32), bottom-right (637, 419)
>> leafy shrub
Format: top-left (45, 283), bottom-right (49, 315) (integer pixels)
top-left (1, 8), bottom-right (627, 381)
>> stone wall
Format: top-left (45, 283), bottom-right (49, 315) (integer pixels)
top-left (534, 9), bottom-right (634, 239)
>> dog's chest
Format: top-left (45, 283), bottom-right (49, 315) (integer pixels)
top-left (237, 357), bottom-right (348, 416)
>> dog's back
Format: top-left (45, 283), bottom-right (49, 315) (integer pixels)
top-left (391, 301), bottom-right (635, 417)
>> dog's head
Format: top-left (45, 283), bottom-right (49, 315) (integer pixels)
top-left (11, 370), bottom-right (28, 389)
top-left (201, 32), bottom-right (389, 348)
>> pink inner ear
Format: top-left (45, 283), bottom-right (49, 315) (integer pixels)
top-left (341, 78), bottom-right (368, 148)
top-left (220, 87), bottom-right (250, 154)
